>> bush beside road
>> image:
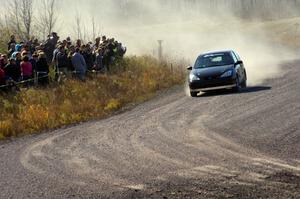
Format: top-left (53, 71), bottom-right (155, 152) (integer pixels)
top-left (0, 56), bottom-right (184, 139)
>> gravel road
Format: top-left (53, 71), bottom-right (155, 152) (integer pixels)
top-left (0, 61), bottom-right (299, 199)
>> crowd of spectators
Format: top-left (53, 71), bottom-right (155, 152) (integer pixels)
top-left (0, 32), bottom-right (127, 91)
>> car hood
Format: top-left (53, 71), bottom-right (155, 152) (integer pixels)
top-left (193, 64), bottom-right (234, 78)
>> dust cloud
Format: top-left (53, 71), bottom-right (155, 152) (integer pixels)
top-left (67, 0), bottom-right (300, 85)
top-left (12, 0), bottom-right (300, 85)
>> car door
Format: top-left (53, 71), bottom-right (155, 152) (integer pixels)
top-left (232, 51), bottom-right (246, 81)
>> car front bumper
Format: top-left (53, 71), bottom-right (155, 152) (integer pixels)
top-left (189, 77), bottom-right (236, 92)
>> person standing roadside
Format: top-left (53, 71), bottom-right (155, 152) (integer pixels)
top-left (36, 53), bottom-right (49, 86)
top-left (82, 45), bottom-right (94, 70)
top-left (20, 56), bottom-right (33, 86)
top-left (30, 53), bottom-right (38, 79)
top-left (44, 32), bottom-right (59, 63)
top-left (67, 45), bottom-right (75, 72)
top-left (0, 54), bottom-right (8, 69)
top-left (7, 35), bottom-right (16, 51)
top-left (56, 45), bottom-right (68, 75)
top-left (8, 43), bottom-right (16, 58)
top-left (71, 48), bottom-right (87, 80)
top-left (15, 52), bottom-right (22, 69)
top-left (93, 37), bottom-right (101, 52)
top-left (4, 58), bottom-right (21, 82)
top-left (94, 49), bottom-right (105, 72)
top-left (0, 67), bottom-right (5, 87)
top-left (76, 39), bottom-right (82, 49)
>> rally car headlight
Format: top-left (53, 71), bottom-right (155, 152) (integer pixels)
top-left (189, 73), bottom-right (200, 82)
top-left (221, 70), bottom-right (233, 78)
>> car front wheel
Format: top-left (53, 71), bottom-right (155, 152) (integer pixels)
top-left (190, 91), bottom-right (198, 97)
top-left (233, 76), bottom-right (242, 92)
top-left (241, 79), bottom-right (247, 88)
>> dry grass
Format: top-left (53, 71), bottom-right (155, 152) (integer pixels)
top-left (0, 56), bottom-right (185, 139)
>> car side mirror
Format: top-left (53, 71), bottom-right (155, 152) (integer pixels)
top-left (186, 66), bottom-right (193, 70)
top-left (235, 60), bottom-right (243, 65)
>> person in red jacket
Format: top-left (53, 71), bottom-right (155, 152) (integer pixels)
top-left (20, 56), bottom-right (33, 86)
top-left (0, 67), bottom-right (6, 86)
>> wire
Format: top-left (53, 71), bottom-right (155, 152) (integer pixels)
top-left (0, 69), bottom-right (105, 89)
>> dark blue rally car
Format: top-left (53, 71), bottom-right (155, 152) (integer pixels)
top-left (187, 50), bottom-right (247, 97)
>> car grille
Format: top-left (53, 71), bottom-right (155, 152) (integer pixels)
top-left (203, 75), bottom-right (220, 80)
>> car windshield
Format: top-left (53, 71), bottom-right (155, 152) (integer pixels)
top-left (194, 53), bottom-right (234, 69)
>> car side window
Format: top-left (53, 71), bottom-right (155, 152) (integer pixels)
top-left (233, 51), bottom-right (241, 61)
top-left (231, 52), bottom-right (238, 63)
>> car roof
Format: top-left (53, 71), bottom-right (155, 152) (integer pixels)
top-left (200, 50), bottom-right (234, 56)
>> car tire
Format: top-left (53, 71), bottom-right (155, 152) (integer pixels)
top-left (190, 91), bottom-right (198, 97)
top-left (241, 79), bottom-right (247, 88)
top-left (233, 76), bottom-right (241, 92)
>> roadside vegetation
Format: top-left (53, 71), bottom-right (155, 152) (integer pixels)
top-left (0, 56), bottom-right (184, 139)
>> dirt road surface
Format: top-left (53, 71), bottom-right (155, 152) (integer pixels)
top-left (0, 61), bottom-right (299, 199)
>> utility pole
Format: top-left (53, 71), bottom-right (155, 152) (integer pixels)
top-left (295, 23), bottom-right (299, 40)
top-left (158, 40), bottom-right (163, 62)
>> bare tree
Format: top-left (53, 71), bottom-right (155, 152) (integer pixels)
top-left (20, 0), bottom-right (33, 40)
top-left (7, 0), bottom-right (34, 41)
top-left (0, 14), bottom-right (13, 49)
top-left (7, 0), bottom-right (22, 39)
top-left (74, 11), bottom-right (82, 40)
top-left (92, 16), bottom-right (96, 40)
top-left (91, 15), bottom-right (102, 41)
top-left (37, 0), bottom-right (58, 39)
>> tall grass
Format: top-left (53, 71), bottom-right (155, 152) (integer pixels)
top-left (0, 56), bottom-right (185, 139)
